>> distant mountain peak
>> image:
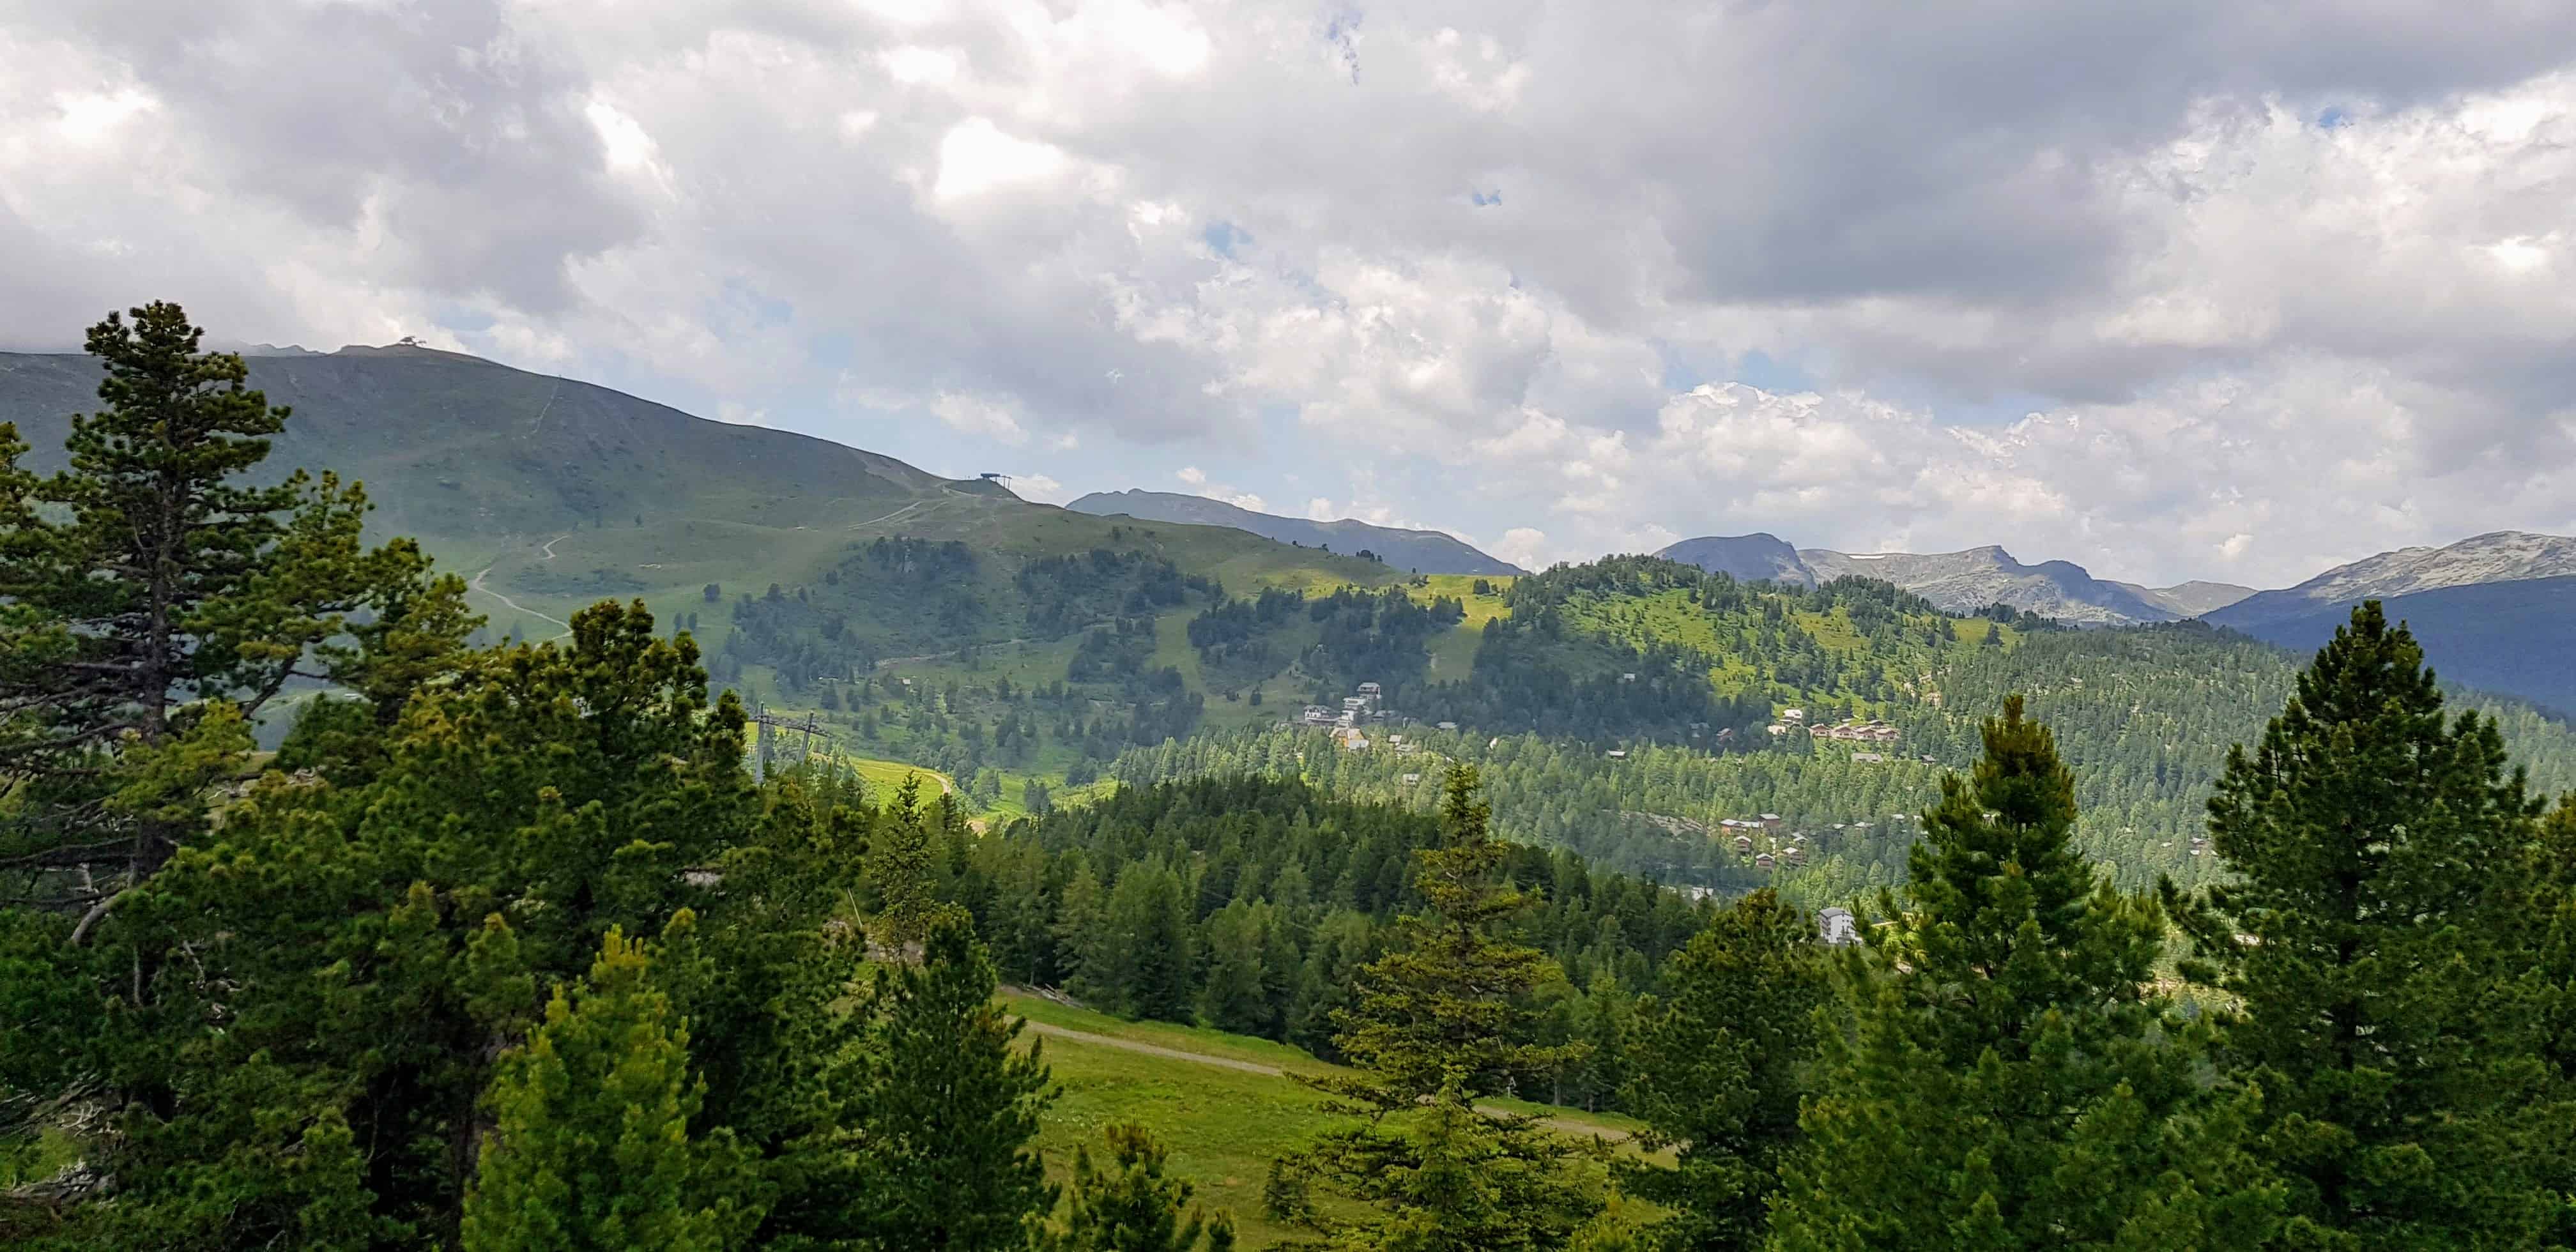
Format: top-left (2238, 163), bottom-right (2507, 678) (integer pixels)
top-left (1068, 489), bottom-right (1522, 576)
top-left (1655, 534), bottom-right (1816, 586)
top-left (2212, 530), bottom-right (2576, 628)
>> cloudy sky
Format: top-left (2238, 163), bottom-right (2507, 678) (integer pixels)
top-left (6, 0), bottom-right (2575, 586)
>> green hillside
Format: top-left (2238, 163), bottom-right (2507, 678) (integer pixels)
top-left (0, 344), bottom-right (1391, 674)
top-left (1105, 597), bottom-right (2576, 902)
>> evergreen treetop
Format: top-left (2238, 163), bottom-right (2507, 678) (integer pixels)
top-left (2168, 601), bottom-right (2556, 1248)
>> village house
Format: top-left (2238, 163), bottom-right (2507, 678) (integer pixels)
top-left (1754, 852), bottom-right (1777, 870)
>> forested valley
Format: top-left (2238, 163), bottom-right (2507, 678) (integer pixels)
top-left (6, 307), bottom-right (2576, 1251)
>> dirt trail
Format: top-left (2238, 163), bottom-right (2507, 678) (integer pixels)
top-left (1018, 1021), bottom-right (1634, 1142)
top-left (466, 565), bottom-right (573, 639)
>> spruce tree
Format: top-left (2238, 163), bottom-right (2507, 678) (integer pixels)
top-left (833, 912), bottom-right (1057, 1250)
top-left (1048, 1123), bottom-right (1238, 1252)
top-left (461, 921), bottom-right (760, 1252)
top-left (1616, 889), bottom-right (1824, 1250)
top-left (2167, 602), bottom-right (2555, 1248)
top-left (1771, 697), bottom-right (2280, 1250)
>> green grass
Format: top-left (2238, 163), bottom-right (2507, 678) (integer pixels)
top-left (1032, 1026), bottom-right (1340, 1245)
top-left (999, 990), bottom-right (1654, 1246)
top-left (1413, 574), bottom-right (1512, 682)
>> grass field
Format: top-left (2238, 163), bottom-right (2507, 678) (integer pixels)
top-left (1002, 990), bottom-right (1655, 1247)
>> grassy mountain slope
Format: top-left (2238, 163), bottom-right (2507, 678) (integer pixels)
top-left (0, 346), bottom-right (1392, 661)
top-left (1070, 487), bottom-right (1524, 576)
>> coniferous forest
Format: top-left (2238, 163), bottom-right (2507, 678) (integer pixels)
top-left (5, 306), bottom-right (2575, 1249)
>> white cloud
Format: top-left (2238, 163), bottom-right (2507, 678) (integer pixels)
top-left (1175, 466), bottom-right (1206, 484)
top-left (933, 118), bottom-right (1067, 201)
top-left (1491, 526), bottom-right (1552, 571)
top-left (1006, 471), bottom-right (1071, 503)
top-left (930, 391), bottom-right (1029, 445)
top-left (8, 1), bottom-right (2576, 585)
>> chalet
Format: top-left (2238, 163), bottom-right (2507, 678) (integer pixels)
top-left (1300, 705), bottom-right (1336, 726)
top-left (1782, 708), bottom-right (1807, 722)
top-left (1782, 845), bottom-right (1805, 863)
top-left (1754, 852), bottom-right (1777, 870)
top-left (1356, 681), bottom-right (1383, 698)
top-left (1733, 834), bottom-right (1754, 854)
top-left (1767, 723), bottom-right (1789, 735)
top-left (1402, 772), bottom-right (1422, 784)
top-left (1605, 749), bottom-right (1628, 760)
top-left (1436, 721), bottom-right (1459, 731)
top-left (1818, 906), bottom-right (1861, 946)
top-left (1343, 696), bottom-right (1368, 711)
top-left (1759, 813), bottom-right (1783, 829)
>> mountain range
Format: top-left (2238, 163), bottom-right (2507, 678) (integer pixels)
top-left (1068, 488), bottom-right (1523, 576)
top-left (6, 342), bottom-right (2568, 714)
top-left (1652, 534), bottom-right (2253, 626)
top-left (2206, 531), bottom-right (2576, 714)
top-left (1652, 528), bottom-right (2575, 714)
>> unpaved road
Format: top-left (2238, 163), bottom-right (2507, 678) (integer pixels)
top-left (1019, 1020), bottom-right (1634, 1143)
top-left (467, 564), bottom-right (573, 639)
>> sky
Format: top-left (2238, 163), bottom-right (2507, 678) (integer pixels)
top-left (5, 1), bottom-right (2575, 588)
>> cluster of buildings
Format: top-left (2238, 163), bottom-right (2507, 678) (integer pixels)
top-left (1297, 681), bottom-right (1458, 755)
top-left (1765, 707), bottom-right (1902, 744)
top-left (1300, 680), bottom-right (1390, 731)
top-left (1720, 811), bottom-right (1915, 873)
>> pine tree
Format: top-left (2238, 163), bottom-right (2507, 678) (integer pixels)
top-left (1616, 889), bottom-right (1824, 1250)
top-left (1200, 899), bottom-right (1278, 1036)
top-left (869, 774), bottom-right (944, 952)
top-left (0, 301), bottom-right (473, 921)
top-left (1328, 765), bottom-right (1582, 1104)
top-left (2167, 602), bottom-right (2555, 1248)
top-left (1268, 766), bottom-right (1605, 1249)
top-left (1048, 1123), bottom-right (1237, 1252)
top-left (834, 912), bottom-right (1058, 1250)
top-left (1106, 858), bottom-right (1195, 1021)
top-left (1057, 860), bottom-right (1114, 1002)
top-left (1771, 697), bottom-right (2281, 1250)
top-left (2532, 799), bottom-right (2576, 1246)
top-left (461, 920), bottom-right (760, 1252)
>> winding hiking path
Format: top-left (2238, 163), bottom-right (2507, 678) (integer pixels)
top-left (467, 565), bottom-right (573, 639)
top-left (1018, 1021), bottom-right (1634, 1143)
